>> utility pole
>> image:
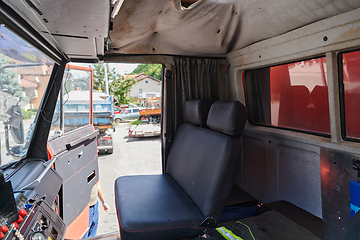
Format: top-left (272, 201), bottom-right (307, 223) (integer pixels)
top-left (104, 63), bottom-right (109, 95)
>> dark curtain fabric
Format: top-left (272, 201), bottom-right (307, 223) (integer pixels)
top-left (173, 57), bottom-right (219, 129)
top-left (243, 69), bottom-right (271, 125)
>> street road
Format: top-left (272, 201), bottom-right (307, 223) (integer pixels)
top-left (96, 123), bottom-right (162, 235)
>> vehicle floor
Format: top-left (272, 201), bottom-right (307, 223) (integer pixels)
top-left (85, 186), bottom-right (322, 240)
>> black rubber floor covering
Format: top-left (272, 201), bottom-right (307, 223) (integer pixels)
top-left (239, 210), bottom-right (321, 240)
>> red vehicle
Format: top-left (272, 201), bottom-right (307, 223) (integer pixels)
top-left (114, 105), bottom-right (123, 115)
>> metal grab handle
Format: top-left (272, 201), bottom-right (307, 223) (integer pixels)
top-left (19, 156), bottom-right (58, 191)
top-left (65, 130), bottom-right (98, 150)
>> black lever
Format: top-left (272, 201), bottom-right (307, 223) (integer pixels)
top-left (353, 159), bottom-right (360, 178)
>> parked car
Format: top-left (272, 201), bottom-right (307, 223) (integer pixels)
top-left (114, 108), bottom-right (141, 122)
top-left (114, 105), bottom-right (123, 115)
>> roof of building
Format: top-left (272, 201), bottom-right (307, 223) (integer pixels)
top-left (124, 73), bottom-right (161, 83)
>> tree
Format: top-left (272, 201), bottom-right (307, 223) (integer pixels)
top-left (0, 57), bottom-right (24, 100)
top-left (91, 64), bottom-right (136, 105)
top-left (73, 76), bottom-right (90, 91)
top-left (92, 63), bottom-right (118, 91)
top-left (131, 64), bottom-right (162, 80)
top-left (109, 76), bottom-right (135, 105)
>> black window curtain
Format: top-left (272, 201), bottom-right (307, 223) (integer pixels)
top-left (243, 68), bottom-right (271, 125)
top-left (173, 57), bottom-right (220, 129)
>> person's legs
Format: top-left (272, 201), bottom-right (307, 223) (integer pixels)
top-left (83, 201), bottom-right (99, 238)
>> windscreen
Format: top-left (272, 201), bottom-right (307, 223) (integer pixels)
top-left (0, 25), bottom-right (54, 166)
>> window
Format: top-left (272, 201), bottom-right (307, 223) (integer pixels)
top-left (244, 57), bottom-right (330, 135)
top-left (133, 109), bottom-right (139, 113)
top-left (340, 50), bottom-right (360, 140)
top-left (139, 88), bottom-right (143, 95)
top-left (0, 25), bottom-right (54, 166)
top-left (51, 65), bottom-right (92, 134)
top-left (145, 80), bottom-right (148, 84)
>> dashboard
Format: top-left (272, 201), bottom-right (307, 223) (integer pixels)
top-left (0, 159), bottom-right (66, 240)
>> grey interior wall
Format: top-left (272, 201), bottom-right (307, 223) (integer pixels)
top-left (239, 132), bottom-right (322, 218)
top-left (227, 7), bottom-right (360, 220)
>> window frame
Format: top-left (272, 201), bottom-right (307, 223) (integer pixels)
top-left (338, 49), bottom-right (360, 143)
top-left (243, 56), bottom-right (331, 138)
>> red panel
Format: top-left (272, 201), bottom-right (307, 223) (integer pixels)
top-left (64, 203), bottom-right (90, 239)
top-left (342, 50), bottom-right (360, 139)
top-left (270, 57), bottom-right (330, 134)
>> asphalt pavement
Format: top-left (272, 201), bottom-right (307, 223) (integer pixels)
top-left (96, 123), bottom-right (162, 235)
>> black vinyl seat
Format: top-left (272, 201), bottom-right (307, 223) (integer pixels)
top-left (115, 99), bottom-right (248, 240)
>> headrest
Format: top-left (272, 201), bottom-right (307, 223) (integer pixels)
top-left (183, 99), bottom-right (211, 127)
top-left (207, 101), bottom-right (248, 136)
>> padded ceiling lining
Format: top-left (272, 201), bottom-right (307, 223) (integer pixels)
top-left (4, 0), bottom-right (360, 59)
top-left (107, 0), bottom-right (360, 57)
top-left (5, 0), bottom-right (110, 61)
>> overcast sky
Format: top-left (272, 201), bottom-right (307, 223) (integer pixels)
top-left (109, 63), bottom-right (139, 75)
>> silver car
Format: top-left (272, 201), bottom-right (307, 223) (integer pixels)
top-left (114, 108), bottom-right (141, 123)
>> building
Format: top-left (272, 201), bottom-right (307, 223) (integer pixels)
top-left (125, 73), bottom-right (161, 105)
top-left (18, 64), bottom-right (53, 110)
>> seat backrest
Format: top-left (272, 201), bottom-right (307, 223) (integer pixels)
top-left (166, 100), bottom-right (248, 222)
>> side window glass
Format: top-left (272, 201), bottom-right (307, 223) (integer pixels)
top-left (244, 57), bottom-right (330, 135)
top-left (50, 65), bottom-right (92, 136)
top-left (0, 25), bottom-right (54, 165)
top-left (133, 109), bottom-right (139, 113)
top-left (341, 50), bottom-right (360, 140)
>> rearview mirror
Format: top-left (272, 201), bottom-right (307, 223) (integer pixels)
top-left (7, 105), bottom-right (24, 144)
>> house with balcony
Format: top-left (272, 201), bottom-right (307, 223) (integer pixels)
top-left (125, 73), bottom-right (161, 106)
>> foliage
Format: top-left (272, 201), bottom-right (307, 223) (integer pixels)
top-left (0, 57), bottom-right (26, 101)
top-left (131, 64), bottom-right (162, 80)
top-left (91, 64), bottom-right (136, 105)
top-left (73, 76), bottom-right (89, 91)
top-left (129, 119), bottom-right (142, 125)
top-left (109, 76), bottom-right (136, 105)
top-left (21, 109), bottom-right (34, 120)
top-left (63, 73), bottom-right (89, 93)
top-left (92, 63), bottom-right (117, 91)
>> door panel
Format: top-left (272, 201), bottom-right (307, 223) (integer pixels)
top-left (48, 124), bottom-right (98, 236)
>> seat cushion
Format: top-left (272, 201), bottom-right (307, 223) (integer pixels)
top-left (166, 123), bottom-right (241, 220)
top-left (207, 100), bottom-right (248, 137)
top-left (115, 174), bottom-right (206, 240)
top-left (183, 99), bottom-right (211, 127)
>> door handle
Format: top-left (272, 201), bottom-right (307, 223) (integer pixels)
top-left (66, 130), bottom-right (99, 150)
top-left (78, 150), bottom-right (84, 158)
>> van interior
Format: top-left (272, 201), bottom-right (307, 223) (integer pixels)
top-left (0, 0), bottom-right (360, 239)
